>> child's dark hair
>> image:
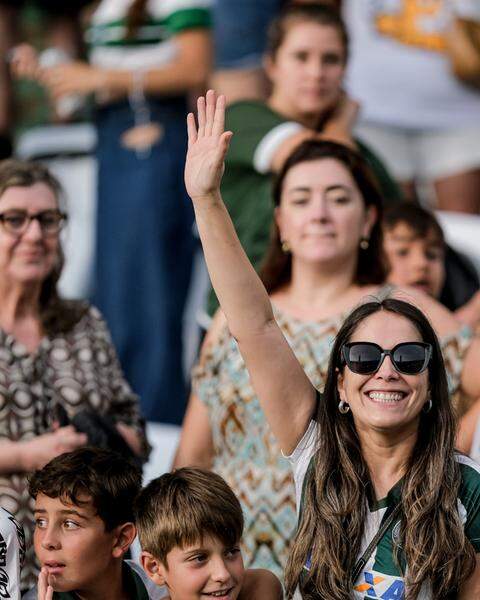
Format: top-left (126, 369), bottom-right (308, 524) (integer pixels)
top-left (266, 3), bottom-right (348, 62)
top-left (135, 468), bottom-right (244, 563)
top-left (28, 447), bottom-right (142, 531)
top-left (383, 202), bottom-right (445, 247)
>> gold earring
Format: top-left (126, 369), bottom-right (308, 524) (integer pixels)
top-left (281, 240), bottom-right (290, 253)
top-left (360, 237), bottom-right (369, 250)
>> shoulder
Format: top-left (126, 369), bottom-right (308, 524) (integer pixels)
top-left (0, 507), bottom-right (25, 565)
top-left (457, 453), bottom-right (480, 495)
top-left (226, 101), bottom-right (283, 126)
top-left (241, 569), bottom-right (283, 599)
top-left (0, 507), bottom-right (23, 540)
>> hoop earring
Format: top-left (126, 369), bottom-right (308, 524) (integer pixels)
top-left (360, 237), bottom-right (370, 250)
top-left (423, 398), bottom-right (432, 413)
top-left (338, 400), bottom-right (350, 414)
top-left (281, 240), bottom-right (290, 253)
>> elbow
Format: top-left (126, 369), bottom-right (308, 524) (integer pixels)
top-left (229, 314), bottom-right (277, 346)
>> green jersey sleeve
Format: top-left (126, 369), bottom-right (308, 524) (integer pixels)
top-left (457, 454), bottom-right (480, 552)
top-left (225, 101), bottom-right (303, 172)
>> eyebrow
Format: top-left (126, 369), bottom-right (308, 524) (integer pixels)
top-left (288, 184), bottom-right (352, 194)
top-left (388, 233), bottom-right (442, 246)
top-left (34, 509), bottom-right (89, 519)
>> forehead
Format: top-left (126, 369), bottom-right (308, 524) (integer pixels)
top-left (349, 310), bottom-right (423, 347)
top-left (385, 222), bottom-right (443, 246)
top-left (34, 492), bottom-right (96, 518)
top-left (281, 19), bottom-right (344, 50)
top-left (283, 158), bottom-right (357, 192)
top-left (0, 183), bottom-right (58, 211)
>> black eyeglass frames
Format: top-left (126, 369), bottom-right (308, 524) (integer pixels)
top-left (0, 209), bottom-right (67, 236)
top-left (341, 341), bottom-right (432, 376)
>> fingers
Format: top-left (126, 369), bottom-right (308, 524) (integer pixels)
top-left (220, 131), bottom-right (233, 155)
top-left (197, 96), bottom-right (206, 137)
top-left (205, 89), bottom-right (216, 136)
top-left (187, 112), bottom-right (197, 148)
top-left (38, 567), bottom-right (49, 600)
top-left (212, 94), bottom-right (226, 137)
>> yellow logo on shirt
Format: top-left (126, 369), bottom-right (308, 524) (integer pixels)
top-left (373, 0), bottom-right (448, 52)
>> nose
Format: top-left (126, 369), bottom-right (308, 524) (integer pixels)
top-left (41, 526), bottom-right (61, 551)
top-left (210, 557), bottom-right (232, 584)
top-left (311, 197), bottom-right (330, 222)
top-left (411, 247), bottom-right (429, 272)
top-left (22, 217), bottom-right (43, 241)
top-left (307, 57), bottom-right (325, 80)
top-left (375, 354), bottom-right (399, 380)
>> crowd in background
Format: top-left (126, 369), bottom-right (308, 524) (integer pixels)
top-left (0, 0), bottom-right (480, 598)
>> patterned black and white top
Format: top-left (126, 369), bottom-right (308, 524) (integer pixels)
top-left (0, 302), bottom-right (148, 589)
top-left (0, 507), bottom-right (25, 600)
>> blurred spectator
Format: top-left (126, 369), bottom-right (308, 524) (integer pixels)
top-left (211, 0), bottom-right (343, 103)
top-left (208, 3), bottom-right (401, 315)
top-left (28, 0), bottom-right (212, 424)
top-left (383, 202), bottom-right (480, 329)
top-left (343, 0), bottom-right (480, 212)
top-left (0, 0), bottom-right (89, 156)
top-left (0, 160), bottom-right (148, 589)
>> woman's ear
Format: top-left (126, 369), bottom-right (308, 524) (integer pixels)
top-left (141, 551), bottom-right (167, 586)
top-left (112, 522), bottom-right (136, 558)
top-left (274, 206), bottom-right (284, 237)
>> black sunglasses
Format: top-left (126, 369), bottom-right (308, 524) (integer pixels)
top-left (341, 341), bottom-right (432, 375)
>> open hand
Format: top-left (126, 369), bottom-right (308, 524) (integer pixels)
top-left (184, 90), bottom-right (233, 201)
top-left (41, 62), bottom-right (104, 99)
top-left (19, 426), bottom-right (87, 472)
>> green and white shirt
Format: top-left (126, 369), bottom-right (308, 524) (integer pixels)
top-left (86, 0), bottom-right (211, 70)
top-left (288, 420), bottom-right (480, 599)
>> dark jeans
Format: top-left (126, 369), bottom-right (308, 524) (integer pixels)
top-left (94, 98), bottom-right (194, 424)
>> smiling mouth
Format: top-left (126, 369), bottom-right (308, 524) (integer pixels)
top-left (202, 587), bottom-right (235, 598)
top-left (366, 391), bottom-right (407, 404)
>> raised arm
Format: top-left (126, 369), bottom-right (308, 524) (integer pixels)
top-left (184, 90), bottom-right (316, 453)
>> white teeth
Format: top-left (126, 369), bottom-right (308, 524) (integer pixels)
top-left (368, 391), bottom-right (404, 402)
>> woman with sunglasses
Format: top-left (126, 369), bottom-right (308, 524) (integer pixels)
top-left (0, 159), bottom-right (149, 589)
top-left (183, 91), bottom-right (480, 597)
top-left (176, 92), bottom-right (476, 579)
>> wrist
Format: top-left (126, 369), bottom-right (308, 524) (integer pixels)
top-left (190, 190), bottom-right (223, 205)
top-left (16, 441), bottom-right (31, 472)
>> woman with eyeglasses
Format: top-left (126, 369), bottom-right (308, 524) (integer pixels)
top-left (182, 91), bottom-right (480, 597)
top-left (0, 159), bottom-right (149, 589)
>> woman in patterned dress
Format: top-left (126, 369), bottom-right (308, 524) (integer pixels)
top-left (0, 159), bottom-right (148, 588)
top-left (174, 92), bottom-right (480, 581)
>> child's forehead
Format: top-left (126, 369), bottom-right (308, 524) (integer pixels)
top-left (177, 534), bottom-right (240, 553)
top-left (34, 492), bottom-right (96, 517)
top-left (386, 221), bottom-right (443, 246)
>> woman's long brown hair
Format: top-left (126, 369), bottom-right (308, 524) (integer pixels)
top-left (285, 298), bottom-right (476, 599)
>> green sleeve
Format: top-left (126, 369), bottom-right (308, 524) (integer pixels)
top-left (225, 101), bottom-right (287, 169)
top-left (165, 7), bottom-right (211, 32)
top-left (459, 460), bottom-right (480, 552)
